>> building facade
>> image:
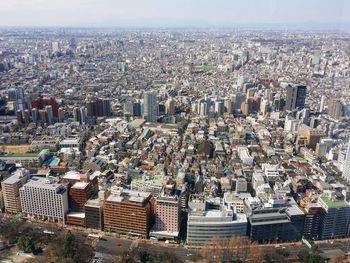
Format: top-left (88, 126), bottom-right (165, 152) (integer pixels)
top-left (1, 168), bottom-right (29, 214)
top-left (19, 176), bottom-right (69, 224)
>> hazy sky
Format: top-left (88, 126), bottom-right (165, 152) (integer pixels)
top-left (1, 0), bottom-right (350, 28)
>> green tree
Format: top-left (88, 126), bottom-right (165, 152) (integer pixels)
top-left (62, 231), bottom-right (75, 258)
top-left (17, 235), bottom-right (34, 253)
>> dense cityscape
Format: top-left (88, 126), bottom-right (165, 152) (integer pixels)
top-left (0, 26), bottom-right (350, 262)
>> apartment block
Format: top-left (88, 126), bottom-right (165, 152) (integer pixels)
top-left (19, 176), bottom-right (69, 224)
top-left (1, 168), bottom-right (29, 214)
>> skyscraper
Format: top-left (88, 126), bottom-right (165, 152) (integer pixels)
top-left (327, 98), bottom-right (344, 121)
top-left (143, 92), bottom-right (158, 122)
top-left (342, 137), bottom-right (350, 183)
top-left (285, 85), bottom-right (307, 111)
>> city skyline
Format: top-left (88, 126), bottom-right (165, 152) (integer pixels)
top-left (1, 0), bottom-right (350, 28)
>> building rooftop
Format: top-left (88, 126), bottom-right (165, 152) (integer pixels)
top-left (320, 196), bottom-right (349, 209)
top-left (71, 182), bottom-right (89, 189)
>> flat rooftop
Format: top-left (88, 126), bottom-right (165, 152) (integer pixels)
top-left (320, 196), bottom-right (349, 209)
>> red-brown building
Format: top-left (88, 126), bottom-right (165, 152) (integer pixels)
top-left (103, 188), bottom-right (155, 238)
top-left (31, 97), bottom-right (59, 117)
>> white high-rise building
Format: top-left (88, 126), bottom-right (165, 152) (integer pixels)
top-left (143, 92), bottom-right (158, 122)
top-left (342, 137), bottom-right (350, 183)
top-left (19, 176), bottom-right (69, 224)
top-left (319, 95), bottom-right (326, 113)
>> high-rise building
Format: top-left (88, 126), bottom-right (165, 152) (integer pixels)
top-left (342, 137), bottom-right (350, 183)
top-left (69, 178), bottom-right (96, 212)
top-left (85, 197), bottom-right (104, 230)
top-left (58, 107), bottom-right (65, 122)
top-left (319, 95), bottom-right (326, 113)
top-left (224, 99), bottom-right (233, 114)
top-left (31, 97), bottom-right (59, 118)
top-left (150, 195), bottom-right (181, 240)
top-left (143, 92), bottom-right (158, 122)
top-left (327, 98), bottom-right (344, 121)
top-left (318, 194), bottom-right (350, 239)
top-left (285, 85), bottom-right (307, 111)
top-left (45, 105), bottom-right (53, 125)
top-left (102, 98), bottom-right (112, 116)
top-left (1, 168), bottom-right (30, 214)
top-left (19, 176), bottom-right (69, 224)
top-left (103, 188), bottom-right (155, 238)
top-left (80, 107), bottom-right (87, 124)
top-left (297, 124), bottom-right (326, 151)
top-left (165, 98), bottom-right (175, 115)
top-left (31, 108), bottom-right (37, 123)
top-left (16, 110), bottom-right (23, 125)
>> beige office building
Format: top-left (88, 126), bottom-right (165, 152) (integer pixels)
top-left (1, 169), bottom-right (29, 214)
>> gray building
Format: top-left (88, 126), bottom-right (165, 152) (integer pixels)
top-left (318, 194), bottom-right (350, 239)
top-left (143, 92), bottom-right (158, 122)
top-left (248, 206), bottom-right (304, 243)
top-left (187, 197), bottom-right (247, 245)
top-left (285, 85), bottom-right (307, 111)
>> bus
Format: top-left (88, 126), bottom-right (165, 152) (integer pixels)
top-left (88, 234), bottom-right (101, 240)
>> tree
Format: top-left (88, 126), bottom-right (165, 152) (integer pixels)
top-left (298, 248), bottom-right (324, 263)
top-left (17, 235), bottom-right (34, 253)
top-left (201, 236), bottom-right (264, 262)
top-left (62, 231), bottom-right (75, 258)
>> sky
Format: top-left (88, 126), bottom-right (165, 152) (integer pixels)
top-left (0, 0), bottom-right (350, 28)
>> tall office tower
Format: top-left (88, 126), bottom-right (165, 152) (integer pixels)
top-left (86, 100), bottom-right (95, 117)
top-left (165, 98), bottom-right (175, 115)
top-left (95, 98), bottom-right (103, 117)
top-left (80, 107), bottom-right (87, 124)
top-left (31, 108), bottom-right (37, 123)
top-left (199, 101), bottom-right (208, 116)
top-left (242, 50), bottom-right (250, 64)
top-left (45, 105), bottom-right (53, 125)
top-left (102, 98), bottom-right (112, 116)
top-left (319, 95), bottom-right (326, 113)
top-left (342, 137), bottom-right (350, 183)
top-left (232, 93), bottom-right (246, 110)
top-left (132, 102), bottom-right (142, 116)
top-left (224, 99), bottom-right (233, 114)
top-left (16, 110), bottom-right (23, 125)
top-left (38, 109), bottom-right (47, 125)
top-left (73, 107), bottom-right (80, 123)
top-left (8, 88), bottom-right (17, 100)
top-left (1, 168), bottom-right (30, 214)
top-left (327, 98), bottom-right (344, 121)
top-left (124, 101), bottom-right (134, 116)
top-left (19, 176), bottom-right (69, 224)
top-left (58, 107), bottom-right (65, 123)
top-left (285, 85), bottom-right (307, 111)
top-left (260, 99), bottom-right (269, 115)
top-left (16, 86), bottom-right (25, 100)
top-left (143, 92), bottom-right (158, 122)
top-left (214, 100), bottom-right (223, 115)
top-left (296, 108), bottom-right (310, 125)
top-left (23, 109), bottom-right (30, 125)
